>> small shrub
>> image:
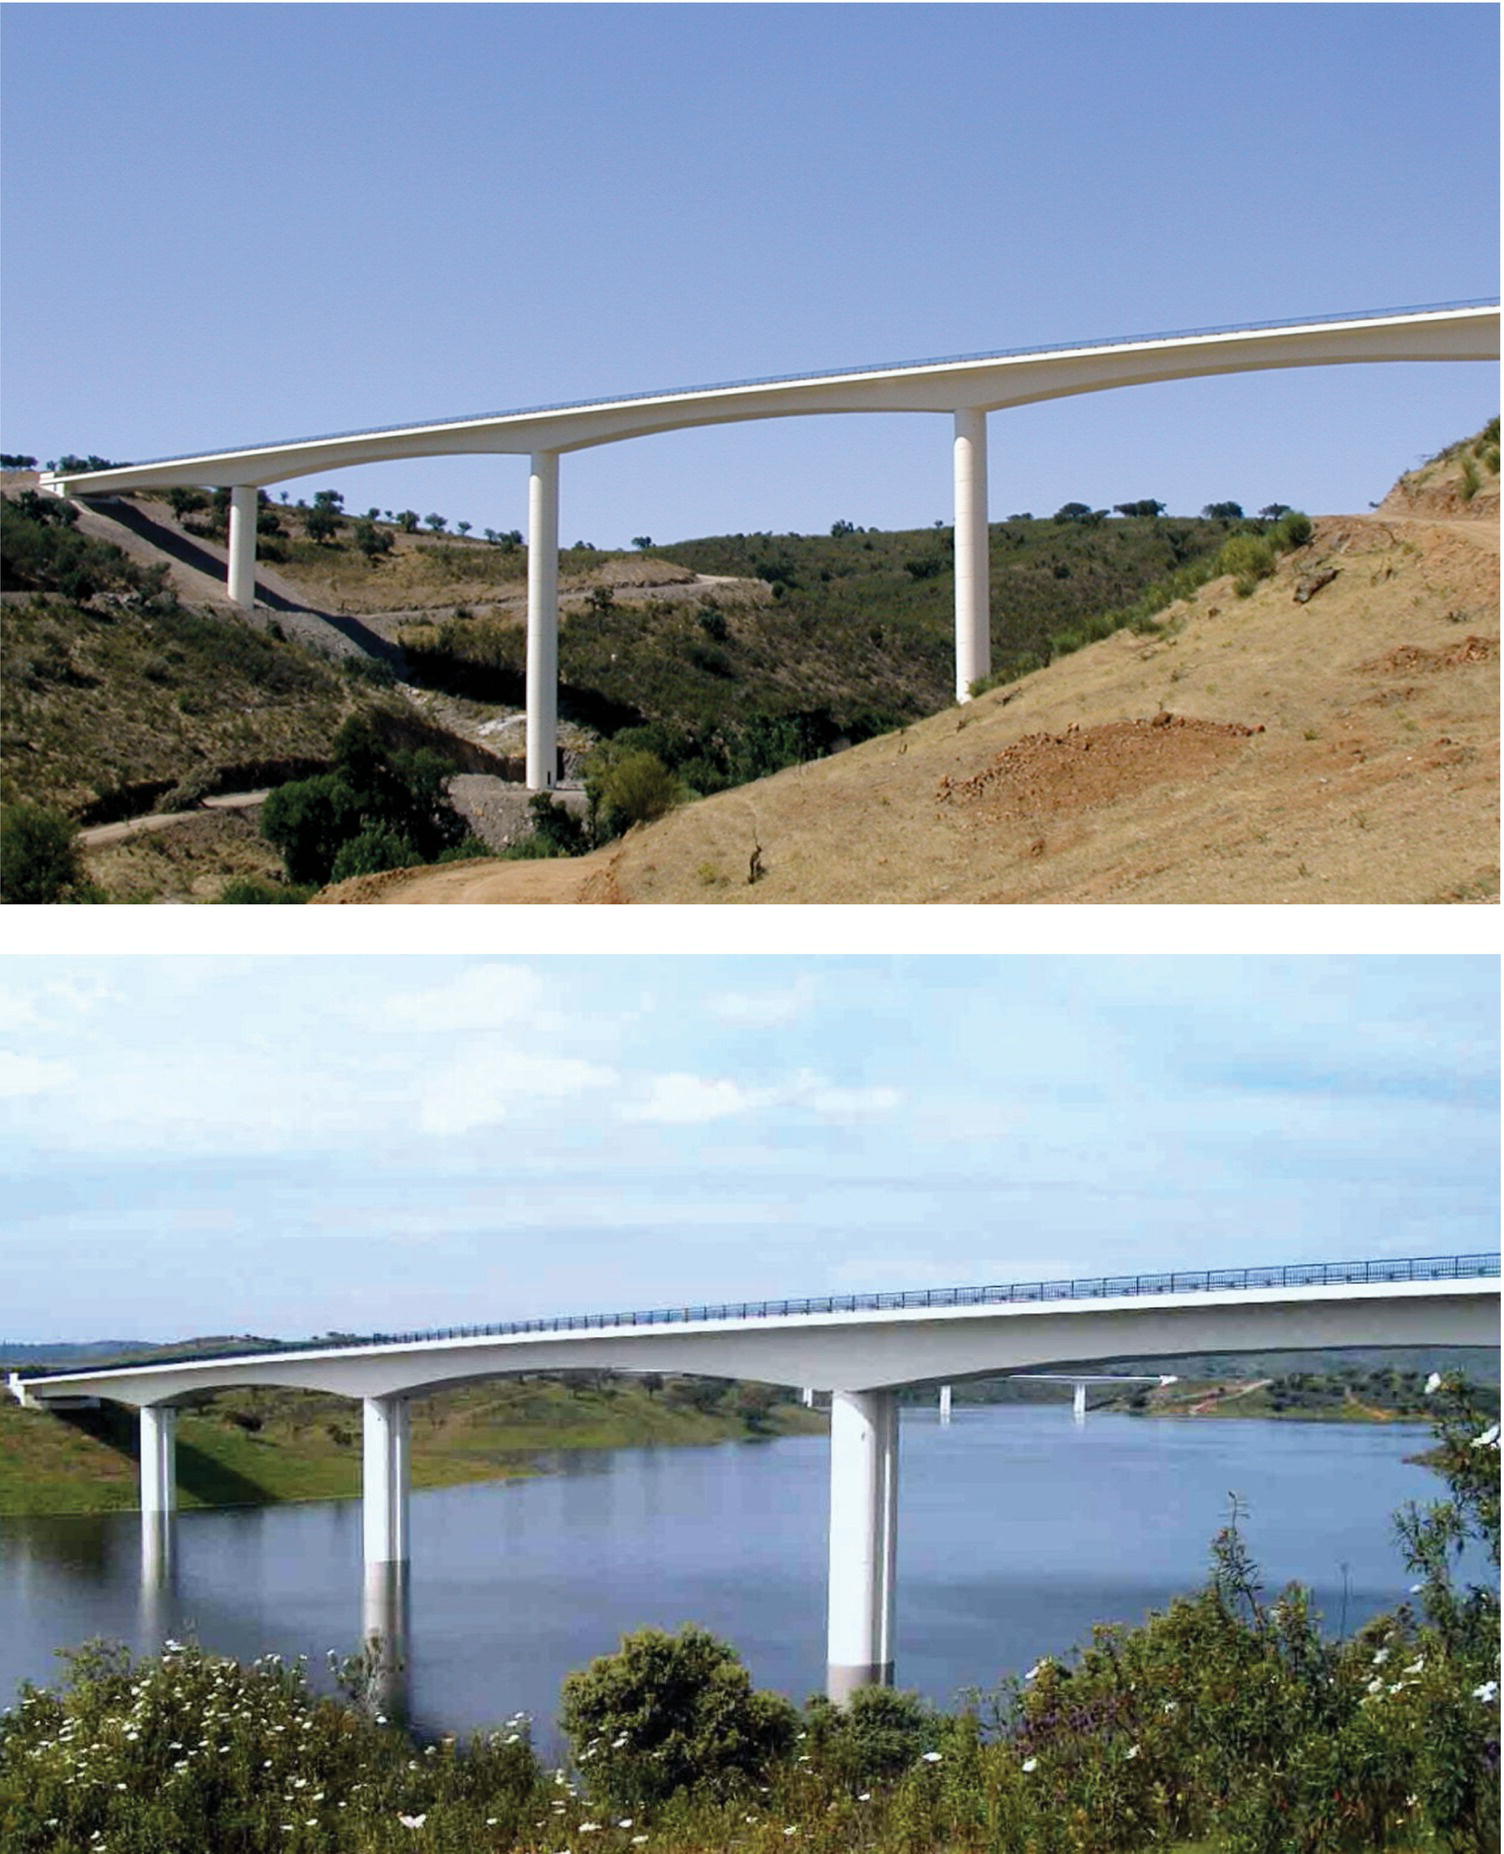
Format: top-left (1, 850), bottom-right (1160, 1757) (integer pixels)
top-left (329, 824), bottom-right (417, 883)
top-left (559, 1625), bottom-right (797, 1811)
top-left (1218, 532), bottom-right (1276, 596)
top-left (0, 803), bottom-right (97, 903)
top-left (215, 877), bottom-right (311, 905)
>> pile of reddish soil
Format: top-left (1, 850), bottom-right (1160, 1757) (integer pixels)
top-left (1360, 636), bottom-right (1498, 676)
top-left (937, 714), bottom-right (1261, 821)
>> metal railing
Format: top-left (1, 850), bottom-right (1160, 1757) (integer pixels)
top-left (96, 298), bottom-right (1500, 474)
top-left (13, 1252), bottom-right (1498, 1381)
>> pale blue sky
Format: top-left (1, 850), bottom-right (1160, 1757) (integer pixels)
top-left (2, 4), bottom-right (1497, 544)
top-left (0, 956), bottom-right (1495, 1341)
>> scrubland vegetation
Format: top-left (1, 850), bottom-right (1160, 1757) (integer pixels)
top-left (2, 1379), bottom-right (1496, 1853)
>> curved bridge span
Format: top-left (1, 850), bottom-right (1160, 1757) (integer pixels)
top-left (40, 300), bottom-right (1500, 788)
top-left (13, 1252), bottom-right (1498, 1703)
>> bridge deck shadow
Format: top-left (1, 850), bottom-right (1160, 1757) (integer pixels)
top-left (83, 498), bottom-right (406, 668)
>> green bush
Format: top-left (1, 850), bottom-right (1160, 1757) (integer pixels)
top-left (1217, 533), bottom-right (1276, 596)
top-left (0, 803), bottom-right (98, 903)
top-left (804, 1685), bottom-right (939, 1790)
top-left (329, 824), bottom-right (417, 883)
top-left (215, 877), bottom-right (311, 904)
top-left (559, 1625), bottom-right (798, 1811)
top-left (586, 747), bottom-right (684, 842)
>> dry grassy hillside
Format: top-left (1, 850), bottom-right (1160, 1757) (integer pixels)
top-left (324, 434), bottom-right (1499, 906)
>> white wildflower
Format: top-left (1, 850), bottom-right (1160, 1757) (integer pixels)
top-left (1022, 1756), bottom-right (1038, 1772)
top-left (1471, 1424), bottom-right (1499, 1449)
top-left (398, 1814), bottom-right (427, 1829)
top-left (921, 1750), bottom-right (942, 1763)
top-left (1474, 1680), bottom-right (1499, 1702)
top-left (1372, 1649), bottom-right (1390, 1665)
top-left (1126, 1744), bottom-right (1140, 1759)
top-left (1425, 1372), bottom-right (1443, 1393)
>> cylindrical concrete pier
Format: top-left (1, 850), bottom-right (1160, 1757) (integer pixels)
top-left (139, 1404), bottom-right (177, 1517)
top-left (227, 485), bottom-right (258, 608)
top-left (362, 1393), bottom-right (410, 1573)
top-left (526, 452), bottom-right (560, 790)
top-left (826, 1388), bottom-right (898, 1701)
top-left (952, 409), bottom-right (990, 700)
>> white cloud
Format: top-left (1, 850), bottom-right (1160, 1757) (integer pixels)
top-left (788, 1072), bottom-right (902, 1120)
top-left (621, 1072), bottom-right (773, 1125)
top-left (370, 964), bottom-right (550, 1034)
top-left (0, 1051), bottom-right (75, 1097)
top-left (419, 1051), bottom-right (618, 1134)
top-left (619, 1067), bottom-right (902, 1126)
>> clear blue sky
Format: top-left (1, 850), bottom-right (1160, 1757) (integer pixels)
top-left (1, 956), bottom-right (1495, 1342)
top-left (2, 4), bottom-right (1497, 545)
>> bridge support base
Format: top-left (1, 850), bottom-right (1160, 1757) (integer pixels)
top-left (939, 1384), bottom-right (952, 1424)
top-left (953, 409), bottom-right (990, 701)
top-left (362, 1394), bottom-right (411, 1719)
top-left (826, 1388), bottom-right (898, 1702)
top-left (526, 451), bottom-right (560, 790)
top-left (227, 485), bottom-right (258, 608)
top-left (139, 1403), bottom-right (178, 1585)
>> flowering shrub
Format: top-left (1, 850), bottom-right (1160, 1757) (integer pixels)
top-left (0, 1640), bottom-right (543, 1853)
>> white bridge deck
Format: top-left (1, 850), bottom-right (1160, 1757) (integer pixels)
top-left (38, 300), bottom-right (1500, 785)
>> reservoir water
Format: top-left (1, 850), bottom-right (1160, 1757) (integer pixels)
top-left (1, 1408), bottom-right (1449, 1746)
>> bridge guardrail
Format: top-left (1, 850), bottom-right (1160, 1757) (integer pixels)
top-left (11, 1252), bottom-right (1499, 1382)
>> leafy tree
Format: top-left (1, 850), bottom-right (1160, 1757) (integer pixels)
top-left (559, 1626), bottom-right (797, 1811)
top-left (830, 519), bottom-right (856, 537)
top-left (304, 503), bottom-right (341, 545)
top-left (1202, 500), bottom-right (1245, 521)
top-left (260, 773), bottom-right (365, 884)
top-left (0, 452), bottom-right (37, 468)
top-left (424, 513), bottom-right (447, 534)
top-left (631, 535), bottom-right (652, 550)
top-left (352, 519), bottom-right (393, 560)
top-left (1053, 501), bottom-right (1105, 524)
top-left (0, 803), bottom-right (98, 902)
top-left (456, 521), bottom-right (471, 538)
top-left (397, 510), bottom-right (420, 533)
top-left (312, 489), bottom-right (344, 512)
top-left (165, 488), bottom-right (209, 521)
top-left (1113, 499), bottom-right (1166, 519)
top-left (1258, 503), bottom-right (1293, 521)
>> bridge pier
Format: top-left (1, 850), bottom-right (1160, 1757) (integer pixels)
top-left (939, 1384), bottom-right (952, 1424)
top-left (362, 1393), bottom-right (411, 1719)
top-left (139, 1404), bottom-right (178, 1582)
top-left (953, 409), bottom-right (990, 700)
top-left (227, 485), bottom-right (258, 608)
top-left (1073, 1382), bottom-right (1088, 1424)
top-left (826, 1388), bottom-right (898, 1702)
top-left (526, 450), bottom-right (560, 790)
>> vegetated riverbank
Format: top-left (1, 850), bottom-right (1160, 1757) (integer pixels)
top-left (0, 1374), bottom-right (822, 1517)
top-left (2, 1378), bottom-right (1496, 1854)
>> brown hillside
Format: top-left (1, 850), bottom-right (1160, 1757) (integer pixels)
top-left (322, 440), bottom-right (1499, 906)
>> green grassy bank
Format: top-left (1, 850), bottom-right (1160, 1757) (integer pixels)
top-left (0, 1375), bottom-right (823, 1517)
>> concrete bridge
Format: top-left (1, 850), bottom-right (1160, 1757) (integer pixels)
top-left (11, 1251), bottom-right (1497, 1704)
top-left (39, 300), bottom-right (1499, 789)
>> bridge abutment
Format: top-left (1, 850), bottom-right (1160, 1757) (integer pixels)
top-left (826, 1387), bottom-right (898, 1701)
top-left (953, 409), bottom-right (991, 700)
top-left (526, 451), bottom-right (560, 790)
top-left (227, 485), bottom-right (258, 608)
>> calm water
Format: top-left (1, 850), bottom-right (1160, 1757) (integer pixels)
top-left (1, 1408), bottom-right (1449, 1745)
